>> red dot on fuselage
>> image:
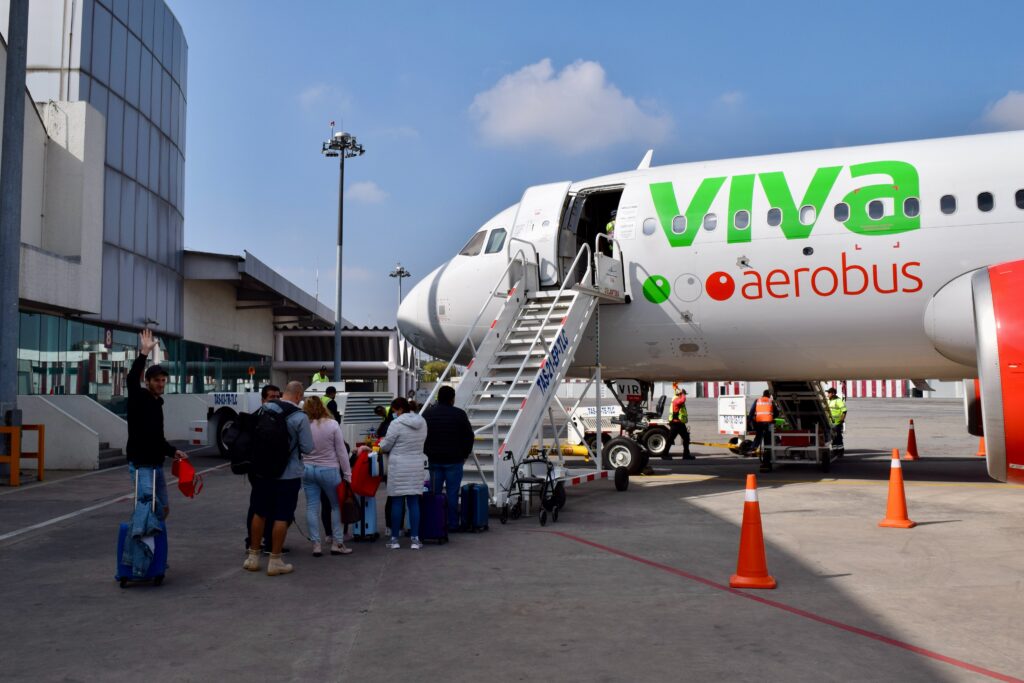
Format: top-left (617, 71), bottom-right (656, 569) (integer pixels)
top-left (705, 272), bottom-right (735, 301)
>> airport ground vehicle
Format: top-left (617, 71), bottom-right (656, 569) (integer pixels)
top-left (205, 386), bottom-right (391, 456)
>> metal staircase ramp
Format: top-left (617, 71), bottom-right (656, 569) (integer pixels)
top-left (768, 380), bottom-right (832, 435)
top-left (458, 289), bottom-right (598, 505)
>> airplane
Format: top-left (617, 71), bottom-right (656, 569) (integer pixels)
top-left (397, 130), bottom-right (1024, 486)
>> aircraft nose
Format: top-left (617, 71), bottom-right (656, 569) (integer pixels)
top-left (397, 267), bottom-right (439, 354)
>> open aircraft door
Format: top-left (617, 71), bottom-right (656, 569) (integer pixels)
top-left (511, 181), bottom-right (572, 287)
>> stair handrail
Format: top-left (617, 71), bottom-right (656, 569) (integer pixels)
top-left (471, 243), bottom-right (595, 455)
top-left (417, 245), bottom-right (538, 415)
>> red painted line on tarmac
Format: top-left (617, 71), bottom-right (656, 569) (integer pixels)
top-left (547, 531), bottom-right (1023, 683)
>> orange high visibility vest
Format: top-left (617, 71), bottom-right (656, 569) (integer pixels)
top-left (755, 397), bottom-right (774, 422)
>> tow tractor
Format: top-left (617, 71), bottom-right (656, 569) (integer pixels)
top-left (204, 384), bottom-right (392, 456)
top-left (565, 379), bottom-right (671, 475)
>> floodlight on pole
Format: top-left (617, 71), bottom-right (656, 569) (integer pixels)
top-left (389, 262), bottom-right (411, 309)
top-left (321, 124), bottom-right (365, 383)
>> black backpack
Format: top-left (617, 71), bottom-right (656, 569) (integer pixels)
top-left (224, 412), bottom-right (257, 475)
top-left (230, 401), bottom-right (300, 478)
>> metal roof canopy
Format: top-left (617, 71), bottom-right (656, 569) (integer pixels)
top-left (184, 249), bottom-right (340, 329)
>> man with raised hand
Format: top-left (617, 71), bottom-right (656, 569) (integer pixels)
top-left (127, 329), bottom-right (187, 521)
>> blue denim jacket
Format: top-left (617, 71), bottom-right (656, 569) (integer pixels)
top-left (121, 469), bottom-right (165, 577)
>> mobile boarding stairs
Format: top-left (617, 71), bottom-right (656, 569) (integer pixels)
top-left (422, 236), bottom-right (628, 508)
top-left (765, 380), bottom-right (838, 472)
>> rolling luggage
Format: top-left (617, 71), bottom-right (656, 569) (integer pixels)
top-left (460, 483), bottom-right (489, 532)
top-left (116, 469), bottom-right (168, 588)
top-left (418, 491), bottom-right (448, 544)
top-left (351, 495), bottom-right (379, 542)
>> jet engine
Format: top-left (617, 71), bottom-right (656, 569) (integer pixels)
top-left (972, 262), bottom-right (1024, 484)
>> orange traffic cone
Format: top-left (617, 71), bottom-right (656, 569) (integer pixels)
top-left (903, 419), bottom-right (920, 460)
top-left (729, 474), bottom-right (777, 589)
top-left (879, 448), bottom-right (916, 528)
top-left (976, 437), bottom-right (986, 457)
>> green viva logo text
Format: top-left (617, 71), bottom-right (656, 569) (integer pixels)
top-left (649, 160), bottom-right (920, 247)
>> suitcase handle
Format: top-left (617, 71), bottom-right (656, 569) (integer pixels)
top-left (133, 468), bottom-right (157, 512)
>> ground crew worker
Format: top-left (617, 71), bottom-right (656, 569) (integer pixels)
top-left (668, 386), bottom-right (694, 460)
top-left (749, 390), bottom-right (776, 472)
top-left (826, 387), bottom-right (847, 455)
top-left (312, 366), bottom-right (330, 384)
top-left (602, 209), bottom-right (617, 257)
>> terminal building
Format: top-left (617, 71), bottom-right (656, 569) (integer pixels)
top-left (0, 1), bottom-right (415, 469)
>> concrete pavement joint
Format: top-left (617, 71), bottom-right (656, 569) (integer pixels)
top-left (546, 530), bottom-right (1024, 683)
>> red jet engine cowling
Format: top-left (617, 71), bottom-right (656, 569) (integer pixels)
top-left (973, 262), bottom-right (1024, 484)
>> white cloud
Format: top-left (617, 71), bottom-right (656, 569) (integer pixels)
top-left (469, 58), bottom-right (672, 154)
top-left (718, 90), bottom-right (744, 106)
top-left (299, 84), bottom-right (330, 109)
top-left (981, 91), bottom-right (1024, 131)
top-left (347, 180), bottom-right (387, 203)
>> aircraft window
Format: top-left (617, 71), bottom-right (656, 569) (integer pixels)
top-left (978, 192), bottom-right (994, 212)
top-left (903, 197), bottom-right (920, 217)
top-left (799, 205), bottom-right (816, 225)
top-left (484, 228), bottom-right (507, 254)
top-left (940, 194), bottom-right (957, 214)
top-left (703, 213), bottom-right (718, 231)
top-left (458, 231), bottom-right (486, 256)
top-left (643, 218), bottom-right (658, 235)
top-left (1016, 189), bottom-right (1024, 209)
top-left (671, 215), bottom-right (687, 234)
top-left (834, 202), bottom-right (850, 222)
top-left (734, 210), bottom-right (750, 230)
top-left (868, 198), bottom-right (884, 220)
top-left (767, 208), bottom-right (782, 226)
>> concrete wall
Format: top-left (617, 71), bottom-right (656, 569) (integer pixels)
top-left (19, 102), bottom-right (105, 314)
top-left (183, 280), bottom-right (274, 357)
top-left (46, 395), bottom-right (126, 451)
top-left (18, 396), bottom-right (99, 470)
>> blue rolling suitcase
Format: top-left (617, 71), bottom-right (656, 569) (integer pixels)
top-left (352, 495), bottom-right (379, 541)
top-left (116, 469), bottom-right (168, 587)
top-left (460, 483), bottom-right (489, 532)
top-left (419, 491), bottom-right (448, 544)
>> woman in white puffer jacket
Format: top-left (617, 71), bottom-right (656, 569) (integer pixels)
top-left (378, 397), bottom-right (428, 549)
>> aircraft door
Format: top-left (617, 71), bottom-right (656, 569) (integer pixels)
top-left (511, 181), bottom-right (572, 287)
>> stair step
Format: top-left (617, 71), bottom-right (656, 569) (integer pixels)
top-left (487, 361), bottom-right (543, 371)
top-left (98, 448), bottom-right (125, 469)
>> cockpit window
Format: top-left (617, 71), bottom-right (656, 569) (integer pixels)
top-left (484, 228), bottom-right (507, 254)
top-left (458, 231), bottom-right (486, 256)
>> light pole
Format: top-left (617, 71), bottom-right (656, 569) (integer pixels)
top-left (321, 126), bottom-right (365, 383)
top-left (389, 262), bottom-right (411, 309)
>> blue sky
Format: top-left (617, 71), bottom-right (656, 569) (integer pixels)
top-left (168, 0), bottom-right (1024, 326)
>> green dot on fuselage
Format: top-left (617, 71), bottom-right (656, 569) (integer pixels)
top-left (642, 275), bottom-right (670, 304)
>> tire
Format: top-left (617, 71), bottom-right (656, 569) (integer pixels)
top-left (602, 436), bottom-right (644, 475)
top-left (510, 500), bottom-right (522, 520)
top-left (819, 449), bottom-right (832, 473)
top-left (584, 432), bottom-right (612, 454)
top-left (551, 481), bottom-right (566, 510)
top-left (641, 426), bottom-right (671, 459)
top-left (214, 409), bottom-right (239, 458)
top-left (614, 466), bottom-right (629, 491)
top-left (729, 437), bottom-right (755, 455)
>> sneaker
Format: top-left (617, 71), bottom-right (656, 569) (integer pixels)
top-left (266, 553), bottom-right (294, 576)
top-left (330, 540), bottom-right (353, 555)
top-left (312, 542), bottom-right (322, 557)
top-left (242, 549), bottom-right (261, 572)
top-left (386, 538), bottom-right (401, 550)
top-left (410, 538), bottom-right (422, 550)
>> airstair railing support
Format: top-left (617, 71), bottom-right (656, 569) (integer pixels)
top-left (475, 243), bottom-right (597, 504)
top-left (417, 246), bottom-right (537, 415)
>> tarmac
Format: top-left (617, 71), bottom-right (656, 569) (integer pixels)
top-left (0, 398), bottom-right (1021, 682)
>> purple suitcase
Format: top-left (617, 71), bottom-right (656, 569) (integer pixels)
top-left (418, 491), bottom-right (448, 544)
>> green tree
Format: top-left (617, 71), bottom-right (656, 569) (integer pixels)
top-left (422, 360), bottom-right (455, 383)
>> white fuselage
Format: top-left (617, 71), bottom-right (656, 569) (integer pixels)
top-left (398, 131), bottom-right (1024, 382)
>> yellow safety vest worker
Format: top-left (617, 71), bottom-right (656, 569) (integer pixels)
top-left (320, 395), bottom-right (332, 407)
top-left (755, 397), bottom-right (774, 423)
top-left (828, 397), bottom-right (847, 424)
top-left (312, 372), bottom-right (329, 384)
top-left (671, 396), bottom-right (687, 423)
top-left (605, 220), bottom-right (615, 234)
